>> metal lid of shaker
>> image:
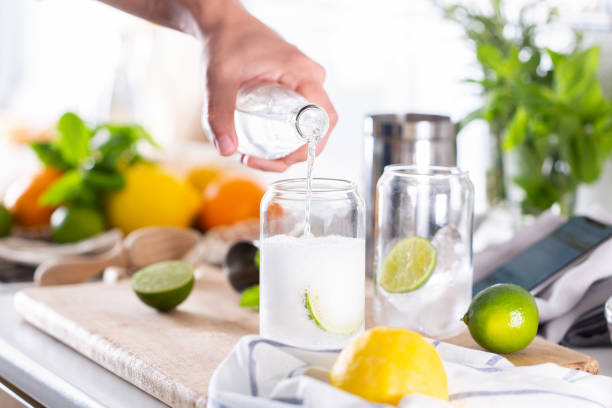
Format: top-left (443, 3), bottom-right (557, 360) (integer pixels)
top-left (365, 113), bottom-right (454, 141)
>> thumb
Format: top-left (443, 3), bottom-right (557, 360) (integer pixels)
top-left (205, 77), bottom-right (239, 156)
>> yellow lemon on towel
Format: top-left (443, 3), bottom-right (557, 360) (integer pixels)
top-left (329, 327), bottom-right (448, 405)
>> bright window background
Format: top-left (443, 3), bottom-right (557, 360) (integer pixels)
top-left (1, 0), bottom-right (611, 215)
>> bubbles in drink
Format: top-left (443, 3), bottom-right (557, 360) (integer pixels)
top-left (260, 234), bottom-right (365, 348)
top-left (242, 83), bottom-right (362, 349)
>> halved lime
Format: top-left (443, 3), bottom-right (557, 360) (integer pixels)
top-left (378, 236), bottom-right (437, 293)
top-left (130, 261), bottom-right (195, 311)
top-left (305, 289), bottom-right (363, 335)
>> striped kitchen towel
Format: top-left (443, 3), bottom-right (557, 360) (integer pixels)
top-left (208, 335), bottom-right (612, 408)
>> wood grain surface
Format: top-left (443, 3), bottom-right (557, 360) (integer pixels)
top-left (13, 266), bottom-right (599, 408)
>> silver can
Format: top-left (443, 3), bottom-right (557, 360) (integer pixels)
top-left (363, 114), bottom-right (456, 276)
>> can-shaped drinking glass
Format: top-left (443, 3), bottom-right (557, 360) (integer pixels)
top-left (374, 165), bottom-right (474, 338)
top-left (260, 178), bottom-right (365, 348)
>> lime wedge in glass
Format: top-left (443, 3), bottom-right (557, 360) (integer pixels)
top-left (304, 289), bottom-right (363, 335)
top-left (378, 236), bottom-right (437, 293)
top-left (130, 260), bottom-right (195, 311)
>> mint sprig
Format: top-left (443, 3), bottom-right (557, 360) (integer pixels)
top-left (440, 0), bottom-right (612, 215)
top-left (32, 112), bottom-right (157, 209)
top-left (239, 284), bottom-right (259, 309)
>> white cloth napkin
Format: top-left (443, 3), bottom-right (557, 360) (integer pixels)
top-left (474, 205), bottom-right (612, 343)
top-left (208, 335), bottom-right (612, 408)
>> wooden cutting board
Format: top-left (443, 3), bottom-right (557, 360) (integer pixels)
top-left (13, 266), bottom-right (599, 408)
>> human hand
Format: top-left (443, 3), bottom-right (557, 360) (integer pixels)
top-left (200, 3), bottom-right (337, 172)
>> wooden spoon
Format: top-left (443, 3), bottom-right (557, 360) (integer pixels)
top-left (34, 227), bottom-right (202, 286)
top-left (123, 226), bottom-right (201, 270)
top-left (34, 241), bottom-right (127, 286)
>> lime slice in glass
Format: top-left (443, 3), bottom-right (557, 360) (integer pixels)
top-left (305, 289), bottom-right (363, 335)
top-left (378, 236), bottom-right (437, 293)
top-left (130, 260), bottom-right (195, 311)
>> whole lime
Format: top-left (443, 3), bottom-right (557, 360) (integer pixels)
top-left (0, 204), bottom-right (13, 238)
top-left (131, 261), bottom-right (195, 311)
top-left (51, 206), bottom-right (106, 244)
top-left (463, 284), bottom-right (539, 354)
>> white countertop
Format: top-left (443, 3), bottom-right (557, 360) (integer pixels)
top-left (0, 282), bottom-right (610, 407)
top-left (0, 283), bottom-right (167, 408)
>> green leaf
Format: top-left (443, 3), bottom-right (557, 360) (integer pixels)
top-left (101, 124), bottom-right (158, 148)
top-left (516, 83), bottom-right (554, 110)
top-left (30, 142), bottom-right (69, 170)
top-left (503, 106), bottom-right (528, 150)
top-left (547, 49), bottom-right (565, 68)
top-left (594, 116), bottom-right (612, 155)
top-left (239, 285), bottom-right (259, 309)
top-left (476, 43), bottom-right (505, 73)
top-left (56, 113), bottom-right (92, 166)
top-left (83, 170), bottom-right (125, 191)
top-left (39, 170), bottom-right (83, 206)
top-left (93, 125), bottom-right (158, 171)
top-left (457, 107), bottom-right (484, 134)
top-left (564, 133), bottom-right (600, 183)
top-left (552, 46), bottom-right (603, 113)
top-left (477, 44), bottom-right (522, 79)
top-left (95, 134), bottom-right (136, 168)
top-left (441, 0), bottom-right (612, 213)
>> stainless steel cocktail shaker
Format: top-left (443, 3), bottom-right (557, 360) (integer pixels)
top-left (363, 114), bottom-right (457, 275)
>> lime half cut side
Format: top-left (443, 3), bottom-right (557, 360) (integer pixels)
top-left (378, 236), bottom-right (437, 293)
top-left (305, 289), bottom-right (363, 335)
top-left (131, 260), bottom-right (195, 311)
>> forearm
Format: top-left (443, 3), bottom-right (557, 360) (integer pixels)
top-left (98, 0), bottom-right (246, 38)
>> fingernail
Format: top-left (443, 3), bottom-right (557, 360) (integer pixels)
top-left (215, 135), bottom-right (235, 155)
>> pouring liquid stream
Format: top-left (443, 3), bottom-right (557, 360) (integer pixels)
top-left (303, 140), bottom-right (317, 237)
top-left (230, 83), bottom-right (329, 237)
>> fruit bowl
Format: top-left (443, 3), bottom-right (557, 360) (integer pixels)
top-left (0, 229), bottom-right (123, 266)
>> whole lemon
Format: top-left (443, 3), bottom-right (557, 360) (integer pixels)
top-left (186, 165), bottom-right (222, 193)
top-left (106, 163), bottom-right (201, 234)
top-left (329, 327), bottom-right (448, 405)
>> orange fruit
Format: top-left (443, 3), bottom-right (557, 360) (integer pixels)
top-left (199, 176), bottom-right (265, 230)
top-left (4, 167), bottom-right (63, 228)
top-left (267, 202), bottom-right (284, 220)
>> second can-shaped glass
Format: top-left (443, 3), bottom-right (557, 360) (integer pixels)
top-left (374, 165), bottom-right (474, 339)
top-left (260, 178), bottom-right (365, 348)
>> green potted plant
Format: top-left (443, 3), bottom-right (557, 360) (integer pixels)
top-left (440, 0), bottom-right (612, 216)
